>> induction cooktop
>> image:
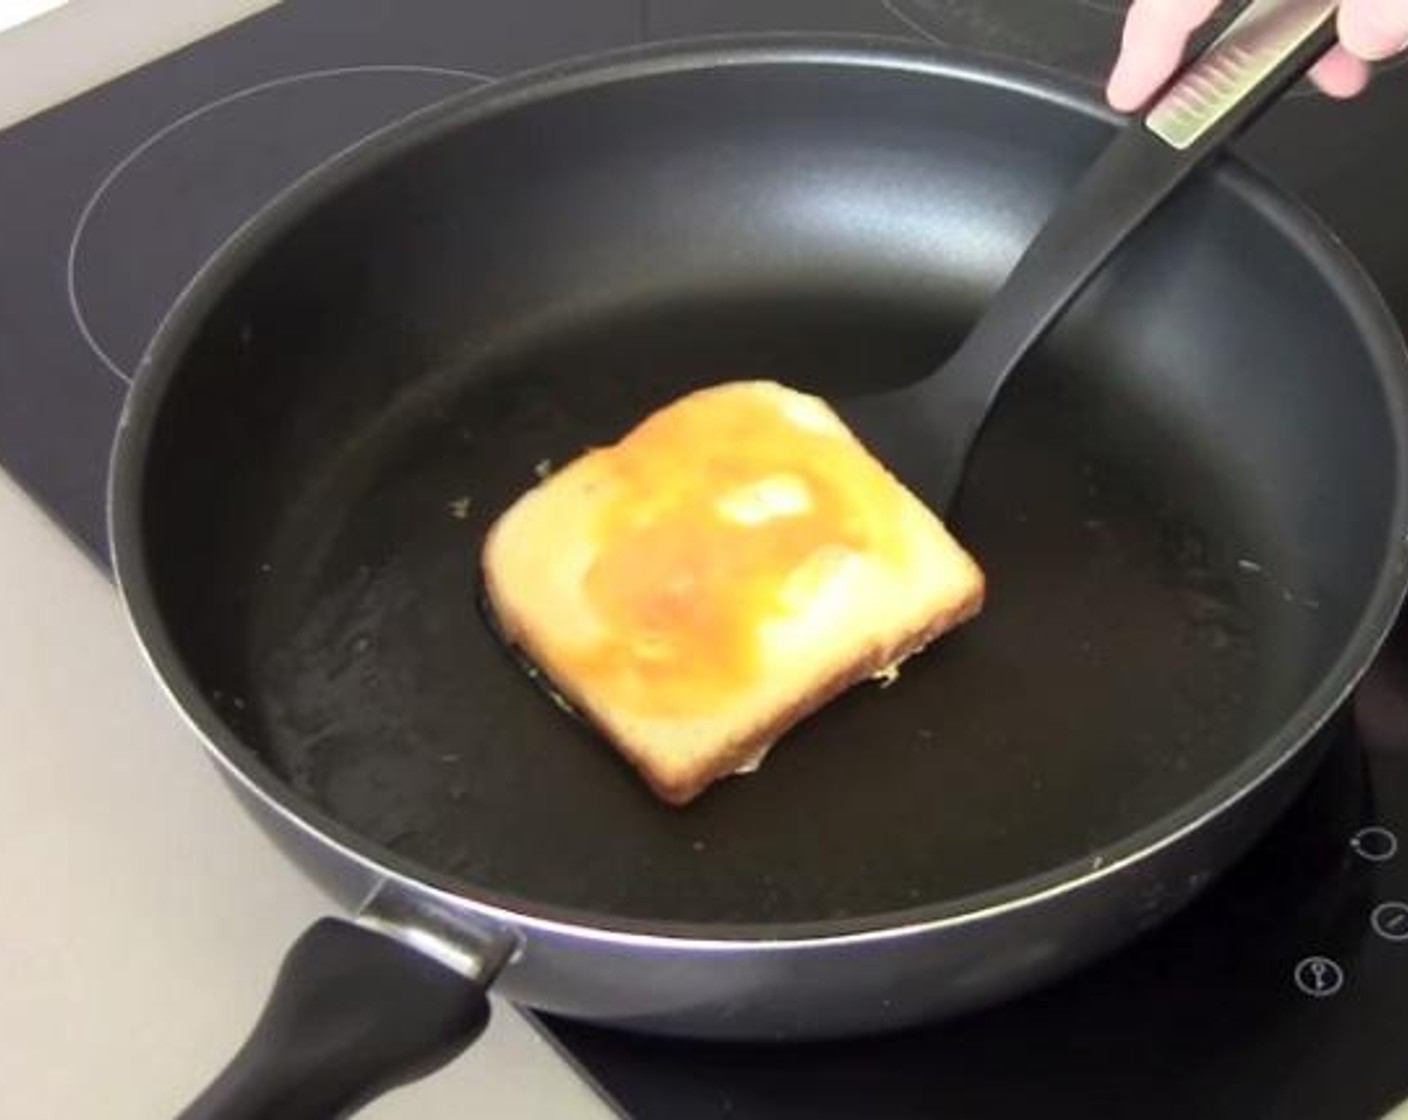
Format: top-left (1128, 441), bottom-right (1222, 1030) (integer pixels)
top-left (5, 2), bottom-right (1408, 1116)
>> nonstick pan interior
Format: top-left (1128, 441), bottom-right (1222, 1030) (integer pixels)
top-left (131, 52), bottom-right (1406, 933)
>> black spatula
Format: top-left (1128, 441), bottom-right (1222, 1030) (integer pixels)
top-left (838, 0), bottom-right (1340, 511)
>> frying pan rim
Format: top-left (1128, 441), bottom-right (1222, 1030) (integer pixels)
top-left (108, 32), bottom-right (1408, 948)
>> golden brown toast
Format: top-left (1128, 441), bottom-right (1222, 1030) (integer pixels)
top-left (481, 380), bottom-right (984, 805)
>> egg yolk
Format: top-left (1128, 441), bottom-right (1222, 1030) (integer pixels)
top-left (556, 386), bottom-right (906, 717)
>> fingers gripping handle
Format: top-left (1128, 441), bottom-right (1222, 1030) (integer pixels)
top-left (1145, 0), bottom-right (1339, 150)
top-left (179, 918), bottom-right (494, 1120)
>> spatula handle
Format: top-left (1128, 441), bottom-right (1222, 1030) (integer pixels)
top-left (922, 0), bottom-right (1339, 510)
top-left (1146, 0), bottom-right (1339, 152)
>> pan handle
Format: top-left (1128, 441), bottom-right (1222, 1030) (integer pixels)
top-left (178, 889), bottom-right (515, 1120)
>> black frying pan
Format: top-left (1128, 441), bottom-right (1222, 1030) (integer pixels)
top-left (109, 20), bottom-right (1408, 1120)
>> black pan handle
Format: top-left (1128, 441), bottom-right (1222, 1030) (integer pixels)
top-left (180, 903), bottom-right (512, 1120)
top-left (905, 0), bottom-right (1340, 508)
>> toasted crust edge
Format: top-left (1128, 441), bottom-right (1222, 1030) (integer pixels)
top-left (481, 536), bottom-right (985, 807)
top-left (643, 582), bottom-right (985, 806)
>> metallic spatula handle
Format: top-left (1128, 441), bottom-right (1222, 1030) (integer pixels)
top-left (1147, 0), bottom-right (1339, 150)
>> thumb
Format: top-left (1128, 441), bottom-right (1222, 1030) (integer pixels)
top-left (1339, 0), bottom-right (1408, 61)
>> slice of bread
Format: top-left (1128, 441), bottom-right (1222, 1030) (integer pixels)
top-left (481, 380), bottom-right (984, 806)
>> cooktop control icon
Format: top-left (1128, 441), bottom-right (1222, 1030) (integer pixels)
top-left (1372, 902), bottom-right (1408, 942)
top-left (1294, 956), bottom-right (1345, 998)
top-left (1351, 826), bottom-right (1398, 863)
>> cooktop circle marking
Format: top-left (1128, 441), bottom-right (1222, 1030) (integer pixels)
top-left (882, 0), bottom-right (1136, 94)
top-left (1074, 0), bottom-right (1128, 15)
top-left (1293, 955), bottom-right (1344, 998)
top-left (1351, 825), bottom-right (1399, 862)
top-left (66, 64), bottom-right (491, 386)
top-left (1372, 901), bottom-right (1408, 942)
top-left (881, 0), bottom-right (953, 50)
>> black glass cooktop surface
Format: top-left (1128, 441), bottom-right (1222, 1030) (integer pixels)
top-left (4, 2), bottom-right (1408, 1116)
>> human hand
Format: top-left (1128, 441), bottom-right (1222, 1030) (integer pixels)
top-left (1106, 0), bottom-right (1408, 111)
